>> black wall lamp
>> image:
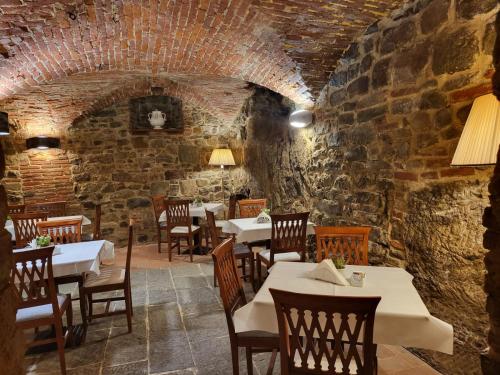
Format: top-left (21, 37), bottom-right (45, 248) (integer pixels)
top-left (26, 136), bottom-right (60, 150)
top-left (0, 112), bottom-right (9, 136)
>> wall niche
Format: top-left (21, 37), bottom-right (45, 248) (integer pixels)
top-left (129, 95), bottom-right (184, 133)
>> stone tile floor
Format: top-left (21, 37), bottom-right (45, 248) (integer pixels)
top-left (25, 244), bottom-right (441, 375)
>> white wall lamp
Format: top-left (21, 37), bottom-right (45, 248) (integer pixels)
top-left (452, 93), bottom-right (500, 166)
top-left (289, 109), bottom-right (314, 128)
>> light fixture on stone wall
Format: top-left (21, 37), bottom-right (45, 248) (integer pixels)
top-left (289, 109), bottom-right (313, 128)
top-left (209, 148), bottom-right (235, 205)
top-left (0, 112), bottom-right (9, 136)
top-left (452, 93), bottom-right (500, 166)
top-left (26, 136), bottom-right (60, 150)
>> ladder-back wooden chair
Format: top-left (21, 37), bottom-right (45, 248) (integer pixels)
top-left (36, 218), bottom-right (83, 244)
top-left (11, 212), bottom-right (48, 248)
top-left (315, 226), bottom-right (371, 265)
top-left (26, 200), bottom-right (67, 217)
top-left (238, 198), bottom-right (267, 218)
top-left (11, 246), bottom-right (73, 375)
top-left (152, 195), bottom-right (168, 253)
top-left (256, 212), bottom-right (309, 286)
top-left (80, 220), bottom-right (134, 333)
top-left (270, 288), bottom-right (380, 375)
top-left (8, 204), bottom-right (25, 215)
top-left (165, 199), bottom-right (200, 262)
top-left (206, 210), bottom-right (255, 290)
top-left (212, 238), bottom-right (279, 375)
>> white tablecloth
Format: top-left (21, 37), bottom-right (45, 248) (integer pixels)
top-left (159, 202), bottom-right (224, 222)
top-left (222, 218), bottom-right (316, 243)
top-left (233, 262), bottom-right (453, 354)
top-left (14, 240), bottom-right (114, 278)
top-left (6, 215), bottom-right (92, 241)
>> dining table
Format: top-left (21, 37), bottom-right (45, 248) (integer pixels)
top-left (233, 261), bottom-right (454, 355)
top-left (222, 217), bottom-right (316, 243)
top-left (6, 215), bottom-right (92, 241)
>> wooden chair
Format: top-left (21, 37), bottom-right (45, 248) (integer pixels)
top-left (36, 218), bottom-right (83, 244)
top-left (212, 238), bottom-right (279, 375)
top-left (206, 210), bottom-right (255, 290)
top-left (205, 195), bottom-right (239, 248)
top-left (165, 199), bottom-right (200, 262)
top-left (8, 203), bottom-right (25, 215)
top-left (238, 198), bottom-right (267, 218)
top-left (11, 212), bottom-right (48, 248)
top-left (80, 220), bottom-right (134, 333)
top-left (26, 200), bottom-right (67, 217)
top-left (315, 226), bottom-right (371, 265)
top-left (11, 246), bottom-right (73, 375)
top-left (269, 288), bottom-right (380, 375)
top-left (152, 195), bottom-right (168, 253)
top-left (256, 212), bottom-right (309, 286)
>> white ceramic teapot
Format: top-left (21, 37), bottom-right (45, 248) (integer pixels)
top-left (148, 109), bottom-right (166, 129)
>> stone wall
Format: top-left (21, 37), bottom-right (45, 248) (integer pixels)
top-left (242, 1), bottom-right (498, 374)
top-left (3, 100), bottom-right (248, 246)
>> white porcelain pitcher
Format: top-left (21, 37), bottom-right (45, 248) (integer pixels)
top-left (148, 109), bottom-right (166, 129)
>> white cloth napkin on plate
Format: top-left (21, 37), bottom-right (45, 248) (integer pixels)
top-left (256, 211), bottom-right (271, 223)
top-left (304, 259), bottom-right (350, 286)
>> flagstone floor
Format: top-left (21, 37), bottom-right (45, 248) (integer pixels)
top-left (25, 244), bottom-right (441, 375)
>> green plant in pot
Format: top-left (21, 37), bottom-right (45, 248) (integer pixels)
top-left (261, 208), bottom-right (270, 215)
top-left (193, 196), bottom-right (203, 207)
top-left (332, 255), bottom-right (345, 270)
top-left (36, 235), bottom-right (51, 247)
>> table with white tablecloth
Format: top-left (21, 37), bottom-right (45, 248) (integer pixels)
top-left (158, 202), bottom-right (224, 223)
top-left (6, 215), bottom-right (92, 241)
top-left (233, 262), bottom-right (454, 355)
top-left (222, 217), bottom-right (316, 243)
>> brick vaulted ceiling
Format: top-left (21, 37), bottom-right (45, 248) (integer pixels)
top-left (0, 0), bottom-right (406, 129)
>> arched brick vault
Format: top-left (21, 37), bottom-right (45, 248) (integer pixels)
top-left (0, 0), bottom-right (406, 128)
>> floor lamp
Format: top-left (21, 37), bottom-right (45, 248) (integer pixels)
top-left (209, 148), bottom-right (236, 208)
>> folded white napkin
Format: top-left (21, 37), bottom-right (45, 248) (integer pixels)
top-left (53, 245), bottom-right (62, 256)
top-left (256, 211), bottom-right (271, 223)
top-left (305, 259), bottom-right (350, 286)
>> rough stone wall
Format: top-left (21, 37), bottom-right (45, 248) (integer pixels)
top-left (243, 1), bottom-right (498, 374)
top-left (4, 101), bottom-right (248, 247)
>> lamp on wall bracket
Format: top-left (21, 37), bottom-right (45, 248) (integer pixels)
top-left (289, 109), bottom-right (314, 128)
top-left (451, 93), bottom-right (500, 166)
top-left (26, 136), bottom-right (60, 150)
top-left (0, 112), bottom-right (10, 136)
top-left (209, 148), bottom-right (236, 207)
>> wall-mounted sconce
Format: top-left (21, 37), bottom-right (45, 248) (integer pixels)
top-left (451, 93), bottom-right (500, 166)
top-left (26, 136), bottom-right (60, 150)
top-left (289, 109), bottom-right (313, 128)
top-left (0, 112), bottom-right (9, 136)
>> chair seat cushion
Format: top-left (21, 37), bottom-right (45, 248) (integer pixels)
top-left (237, 330), bottom-right (279, 339)
top-left (84, 267), bottom-right (125, 288)
top-left (234, 243), bottom-right (251, 256)
top-left (171, 225), bottom-right (200, 234)
top-left (16, 294), bottom-right (68, 323)
top-left (259, 249), bottom-right (301, 262)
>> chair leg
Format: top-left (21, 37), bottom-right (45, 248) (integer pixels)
top-left (54, 320), bottom-right (67, 375)
top-left (246, 347), bottom-right (253, 375)
top-left (249, 253), bottom-right (255, 293)
top-left (124, 286), bottom-right (132, 333)
top-left (266, 349), bottom-right (278, 375)
top-left (168, 237), bottom-right (172, 262)
top-left (79, 287), bottom-right (88, 330)
top-left (187, 235), bottom-right (193, 262)
top-left (157, 228), bottom-right (161, 253)
top-left (66, 298), bottom-right (73, 346)
top-left (256, 256), bottom-right (262, 289)
top-left (231, 344), bottom-right (239, 375)
top-left (177, 239), bottom-right (181, 255)
top-left (129, 286), bottom-right (134, 316)
top-left (242, 258), bottom-right (247, 279)
top-left (88, 293), bottom-right (93, 322)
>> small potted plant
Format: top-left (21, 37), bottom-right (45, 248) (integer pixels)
top-left (256, 208), bottom-right (271, 223)
top-left (193, 196), bottom-right (203, 207)
top-left (35, 235), bottom-right (51, 248)
top-left (332, 255), bottom-right (345, 270)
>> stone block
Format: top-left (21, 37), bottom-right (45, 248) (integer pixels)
top-left (347, 76), bottom-right (369, 97)
top-left (357, 105), bottom-right (388, 123)
top-left (456, 0), bottom-right (497, 20)
top-left (432, 26), bottom-right (479, 75)
top-left (372, 58), bottom-right (391, 88)
top-left (420, 0), bottom-right (449, 34)
top-left (380, 21), bottom-right (416, 54)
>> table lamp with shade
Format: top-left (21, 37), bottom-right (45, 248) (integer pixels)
top-left (209, 148), bottom-right (236, 205)
top-left (452, 93), bottom-right (500, 166)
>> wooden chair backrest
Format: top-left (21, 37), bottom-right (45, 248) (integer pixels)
top-left (11, 246), bottom-right (59, 313)
top-left (269, 212), bottom-right (309, 264)
top-left (205, 210), bottom-right (221, 248)
top-left (238, 198), bottom-right (267, 218)
top-left (164, 199), bottom-right (191, 230)
top-left (36, 218), bottom-right (82, 244)
top-left (151, 195), bottom-right (166, 223)
top-left (270, 288), bottom-right (380, 375)
top-left (8, 204), bottom-right (25, 215)
top-left (228, 195), bottom-right (237, 220)
top-left (315, 226), bottom-right (371, 265)
top-left (93, 204), bottom-right (102, 240)
top-left (26, 201), bottom-right (67, 217)
top-left (212, 238), bottom-right (246, 336)
top-left (11, 212), bottom-right (48, 248)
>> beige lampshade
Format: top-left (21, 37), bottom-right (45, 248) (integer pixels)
top-left (451, 93), bottom-right (500, 166)
top-left (209, 148), bottom-right (235, 166)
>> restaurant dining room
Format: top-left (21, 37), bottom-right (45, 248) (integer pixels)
top-left (1, 1), bottom-right (500, 375)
